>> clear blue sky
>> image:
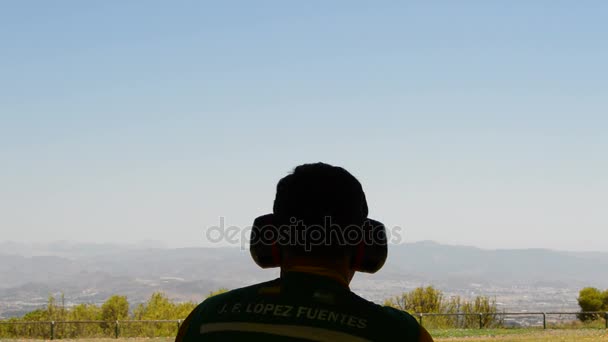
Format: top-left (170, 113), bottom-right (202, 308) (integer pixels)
top-left (1, 1), bottom-right (606, 251)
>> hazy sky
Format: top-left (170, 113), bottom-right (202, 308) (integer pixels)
top-left (1, 1), bottom-right (606, 251)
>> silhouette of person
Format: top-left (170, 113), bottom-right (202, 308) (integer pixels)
top-left (176, 162), bottom-right (433, 341)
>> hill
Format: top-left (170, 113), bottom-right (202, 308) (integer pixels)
top-left (1, 241), bottom-right (606, 318)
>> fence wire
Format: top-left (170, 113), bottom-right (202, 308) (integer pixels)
top-left (0, 312), bottom-right (606, 339)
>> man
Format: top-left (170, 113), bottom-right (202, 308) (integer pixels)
top-left (177, 162), bottom-right (433, 341)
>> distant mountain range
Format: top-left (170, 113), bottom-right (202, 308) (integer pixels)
top-left (1, 241), bottom-right (607, 318)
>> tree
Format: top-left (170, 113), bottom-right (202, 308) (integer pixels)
top-left (101, 295), bottom-right (129, 321)
top-left (470, 296), bottom-right (499, 327)
top-left (131, 292), bottom-right (186, 337)
top-left (46, 295), bottom-right (57, 320)
top-left (384, 286), bottom-right (443, 313)
top-left (174, 302), bottom-right (197, 319)
top-left (17, 309), bottom-right (50, 338)
top-left (133, 292), bottom-right (174, 320)
top-left (69, 303), bottom-right (101, 321)
top-left (385, 286), bottom-right (500, 328)
top-left (7, 292), bottom-right (195, 339)
top-left (22, 309), bottom-right (48, 322)
top-left (65, 304), bottom-right (103, 338)
top-left (577, 287), bottom-right (605, 321)
top-left (602, 289), bottom-right (608, 310)
top-left (207, 288), bottom-right (229, 298)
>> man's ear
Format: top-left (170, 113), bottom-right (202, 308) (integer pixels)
top-left (351, 219), bottom-right (387, 273)
top-left (250, 214), bottom-right (282, 268)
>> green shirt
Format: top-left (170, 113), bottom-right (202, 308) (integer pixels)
top-left (177, 272), bottom-right (425, 341)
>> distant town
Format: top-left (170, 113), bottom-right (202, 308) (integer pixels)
top-left (1, 241), bottom-right (605, 326)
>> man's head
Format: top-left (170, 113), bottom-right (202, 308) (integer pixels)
top-left (250, 163), bottom-right (388, 281)
top-left (273, 162), bottom-right (368, 259)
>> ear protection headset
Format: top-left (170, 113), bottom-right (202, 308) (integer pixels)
top-left (250, 213), bottom-right (388, 274)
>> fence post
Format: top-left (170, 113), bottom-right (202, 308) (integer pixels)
top-left (478, 313), bottom-right (483, 329)
top-left (605, 312), bottom-right (607, 329)
top-left (50, 321), bottom-right (55, 340)
top-left (115, 320), bottom-right (119, 338)
top-left (419, 314), bottom-right (423, 327)
top-left (177, 319), bottom-right (182, 331)
top-left (542, 313), bottom-right (546, 329)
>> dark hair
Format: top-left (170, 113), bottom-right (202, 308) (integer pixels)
top-left (272, 162), bottom-right (368, 257)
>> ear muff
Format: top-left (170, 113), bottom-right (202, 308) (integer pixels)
top-left (351, 219), bottom-right (388, 273)
top-left (250, 214), bottom-right (281, 268)
top-left (251, 215), bottom-right (388, 273)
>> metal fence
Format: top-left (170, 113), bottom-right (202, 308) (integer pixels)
top-left (0, 312), bottom-right (606, 339)
top-left (415, 311), bottom-right (608, 329)
top-left (0, 319), bottom-right (183, 340)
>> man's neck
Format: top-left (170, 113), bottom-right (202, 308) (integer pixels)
top-left (280, 257), bottom-right (354, 288)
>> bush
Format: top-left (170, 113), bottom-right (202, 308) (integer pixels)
top-left (384, 286), bottom-right (501, 329)
top-left (577, 287), bottom-right (608, 322)
top-left (0, 291), bottom-right (200, 339)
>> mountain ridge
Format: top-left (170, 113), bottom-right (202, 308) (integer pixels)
top-left (1, 241), bottom-right (605, 318)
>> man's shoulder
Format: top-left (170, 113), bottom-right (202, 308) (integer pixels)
top-left (379, 305), bottom-right (420, 326)
top-left (180, 280), bottom-right (425, 341)
top-left (342, 291), bottom-right (420, 340)
top-left (374, 305), bottom-right (421, 340)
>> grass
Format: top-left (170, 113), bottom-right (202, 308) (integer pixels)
top-left (431, 328), bottom-right (539, 338)
top-left (1, 329), bottom-right (608, 341)
top-left (0, 340), bottom-right (172, 342)
top-left (0, 339), bottom-right (174, 342)
top-left (431, 328), bottom-right (608, 341)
